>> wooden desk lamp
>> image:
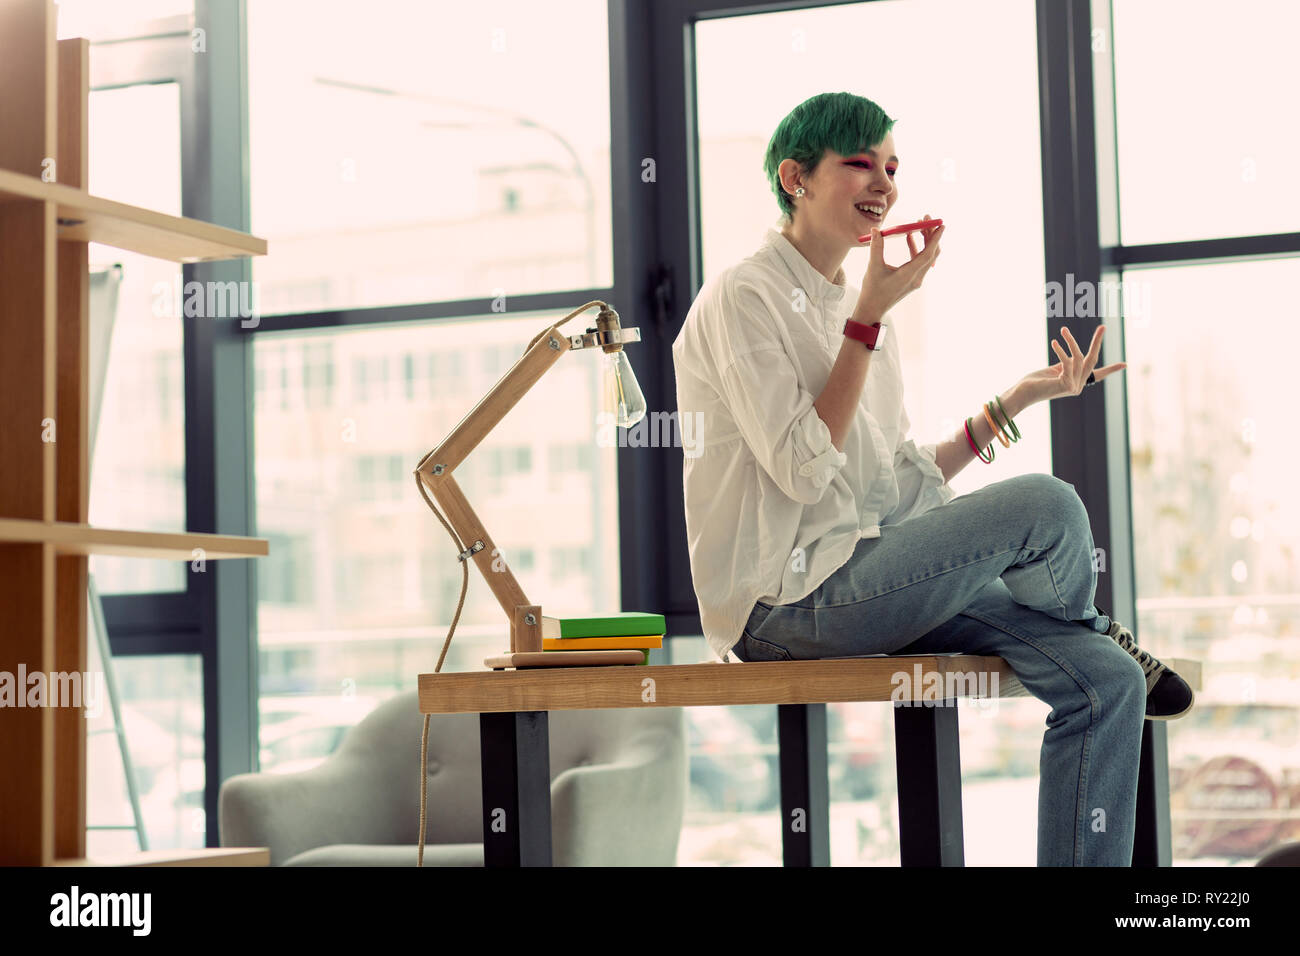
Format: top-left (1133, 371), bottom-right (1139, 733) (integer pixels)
top-left (414, 301), bottom-right (650, 670)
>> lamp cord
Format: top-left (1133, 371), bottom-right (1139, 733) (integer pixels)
top-left (412, 300), bottom-right (607, 868)
top-left (414, 471), bottom-right (467, 868)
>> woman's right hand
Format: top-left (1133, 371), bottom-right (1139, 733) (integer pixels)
top-left (854, 214), bottom-right (944, 323)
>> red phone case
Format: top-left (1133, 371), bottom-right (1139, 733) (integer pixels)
top-left (858, 217), bottom-right (944, 243)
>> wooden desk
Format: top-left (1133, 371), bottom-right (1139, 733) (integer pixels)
top-left (419, 655), bottom-right (1202, 866)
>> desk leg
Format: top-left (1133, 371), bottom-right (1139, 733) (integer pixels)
top-left (1132, 720), bottom-right (1171, 866)
top-left (893, 702), bottom-right (965, 866)
top-left (777, 703), bottom-right (830, 866)
top-left (479, 711), bottom-right (552, 867)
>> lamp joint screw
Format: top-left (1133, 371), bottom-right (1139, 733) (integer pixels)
top-left (457, 540), bottom-right (485, 562)
top-left (524, 613), bottom-right (536, 626)
top-left (432, 463), bottom-right (445, 475)
top-left (548, 336), bottom-right (560, 350)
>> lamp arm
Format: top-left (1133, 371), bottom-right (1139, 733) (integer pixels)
top-left (412, 301), bottom-right (612, 664)
top-left (415, 300), bottom-right (608, 479)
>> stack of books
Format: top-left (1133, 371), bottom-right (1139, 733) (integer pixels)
top-left (541, 612), bottom-right (666, 664)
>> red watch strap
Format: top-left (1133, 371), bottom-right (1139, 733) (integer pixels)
top-left (843, 318), bottom-right (883, 349)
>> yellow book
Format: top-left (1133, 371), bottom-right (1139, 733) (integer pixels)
top-left (542, 634), bottom-right (663, 650)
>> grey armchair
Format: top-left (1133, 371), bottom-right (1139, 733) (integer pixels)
top-left (219, 690), bottom-right (687, 866)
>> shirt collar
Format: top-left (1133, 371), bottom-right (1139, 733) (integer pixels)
top-left (762, 224), bottom-right (848, 307)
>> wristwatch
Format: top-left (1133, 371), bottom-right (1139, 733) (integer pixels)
top-left (843, 318), bottom-right (888, 351)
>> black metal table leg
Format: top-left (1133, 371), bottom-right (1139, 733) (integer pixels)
top-left (893, 701), bottom-right (965, 866)
top-left (479, 711), bottom-right (552, 867)
top-left (1132, 720), bottom-right (1171, 866)
top-left (777, 702), bottom-right (830, 866)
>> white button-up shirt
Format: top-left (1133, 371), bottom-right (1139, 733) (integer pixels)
top-left (672, 224), bottom-right (956, 662)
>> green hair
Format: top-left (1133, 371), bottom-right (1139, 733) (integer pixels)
top-left (763, 92), bottom-right (897, 222)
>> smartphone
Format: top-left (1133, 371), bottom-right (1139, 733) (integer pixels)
top-left (858, 217), bottom-right (944, 244)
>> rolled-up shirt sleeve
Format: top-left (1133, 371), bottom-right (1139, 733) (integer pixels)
top-left (717, 347), bottom-right (847, 505)
top-left (711, 281), bottom-right (847, 505)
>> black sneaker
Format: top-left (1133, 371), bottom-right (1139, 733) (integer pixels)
top-left (1100, 615), bottom-right (1195, 720)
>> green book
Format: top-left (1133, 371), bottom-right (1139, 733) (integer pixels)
top-left (541, 612), bottom-right (666, 640)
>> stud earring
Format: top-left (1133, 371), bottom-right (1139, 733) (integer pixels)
top-left (795, 187), bottom-right (805, 197)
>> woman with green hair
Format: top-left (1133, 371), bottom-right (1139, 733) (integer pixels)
top-left (672, 90), bottom-right (1192, 867)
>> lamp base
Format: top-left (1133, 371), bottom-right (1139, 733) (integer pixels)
top-left (485, 649), bottom-right (645, 669)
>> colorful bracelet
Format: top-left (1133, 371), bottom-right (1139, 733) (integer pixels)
top-left (983, 403), bottom-right (1011, 447)
top-left (964, 417), bottom-right (995, 463)
top-left (993, 394), bottom-right (1021, 441)
top-left (988, 399), bottom-right (1018, 444)
top-left (988, 399), bottom-right (1017, 444)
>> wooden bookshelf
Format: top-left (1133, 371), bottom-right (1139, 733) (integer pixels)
top-left (0, 0), bottom-right (269, 866)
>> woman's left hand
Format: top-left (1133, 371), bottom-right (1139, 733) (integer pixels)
top-left (1015, 324), bottom-right (1127, 407)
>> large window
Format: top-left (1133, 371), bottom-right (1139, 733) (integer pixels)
top-left (85, 653), bottom-right (204, 856)
top-left (1111, 0), bottom-right (1300, 245)
top-left (253, 310), bottom-right (621, 757)
top-left (85, 82), bottom-right (188, 595)
top-left (57, 0), bottom-right (193, 35)
top-left (247, 0), bottom-right (613, 315)
top-left (1124, 259), bottom-right (1300, 863)
top-left (1107, 0), bottom-right (1300, 865)
top-left (689, 0), bottom-right (1050, 866)
top-left (64, 0), bottom-right (1295, 868)
top-left (57, 0), bottom-right (218, 854)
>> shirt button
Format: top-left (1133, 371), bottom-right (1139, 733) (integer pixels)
top-left (800, 464), bottom-right (813, 476)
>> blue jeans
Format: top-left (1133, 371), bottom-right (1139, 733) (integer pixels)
top-left (732, 472), bottom-right (1148, 866)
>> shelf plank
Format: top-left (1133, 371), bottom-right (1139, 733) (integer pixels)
top-left (0, 168), bottom-right (266, 262)
top-left (0, 518), bottom-right (268, 559)
top-left (54, 35), bottom-right (91, 863)
top-left (52, 847), bottom-right (270, 867)
top-left (0, 0), bottom-right (55, 179)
